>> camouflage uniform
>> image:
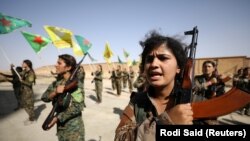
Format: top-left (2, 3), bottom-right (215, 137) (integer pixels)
top-left (41, 78), bottom-right (85, 141)
top-left (20, 69), bottom-right (36, 121)
top-left (93, 70), bottom-right (103, 103)
top-left (192, 74), bottom-right (225, 102)
top-left (115, 69), bottom-right (122, 96)
top-left (133, 74), bottom-right (147, 93)
top-left (110, 70), bottom-right (116, 90)
top-left (234, 68), bottom-right (250, 115)
top-left (122, 69), bottom-right (129, 89)
top-left (128, 69), bottom-right (135, 93)
top-left (77, 67), bottom-right (86, 107)
top-left (192, 74), bottom-right (226, 125)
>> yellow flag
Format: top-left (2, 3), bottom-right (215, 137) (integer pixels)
top-left (44, 25), bottom-right (73, 48)
top-left (127, 59), bottom-right (132, 66)
top-left (103, 42), bottom-right (113, 59)
top-left (105, 58), bottom-right (112, 64)
top-left (72, 42), bottom-right (84, 57)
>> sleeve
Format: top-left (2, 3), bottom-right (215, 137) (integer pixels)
top-left (57, 96), bottom-right (83, 123)
top-left (0, 72), bottom-right (13, 78)
top-left (114, 104), bottom-right (137, 141)
top-left (94, 72), bottom-right (103, 81)
top-left (41, 81), bottom-right (57, 102)
top-left (194, 76), bottom-right (207, 91)
top-left (21, 72), bottom-right (35, 87)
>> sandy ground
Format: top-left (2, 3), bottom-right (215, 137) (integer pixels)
top-left (0, 76), bottom-right (250, 141)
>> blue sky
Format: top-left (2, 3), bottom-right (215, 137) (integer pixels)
top-left (0, 0), bottom-right (250, 70)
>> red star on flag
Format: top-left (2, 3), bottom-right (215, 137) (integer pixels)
top-left (0, 17), bottom-right (11, 27)
top-left (33, 36), bottom-right (44, 44)
top-left (83, 39), bottom-right (90, 45)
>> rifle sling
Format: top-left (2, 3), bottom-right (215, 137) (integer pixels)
top-left (192, 87), bottom-right (250, 119)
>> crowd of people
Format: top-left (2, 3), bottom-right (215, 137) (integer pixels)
top-left (0, 30), bottom-right (249, 141)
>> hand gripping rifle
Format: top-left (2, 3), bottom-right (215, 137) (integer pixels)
top-left (179, 26), bottom-right (250, 119)
top-left (42, 54), bottom-right (87, 130)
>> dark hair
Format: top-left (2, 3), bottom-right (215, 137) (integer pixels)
top-left (58, 54), bottom-right (76, 73)
top-left (202, 60), bottom-right (217, 77)
top-left (16, 66), bottom-right (23, 73)
top-left (23, 59), bottom-right (36, 85)
top-left (202, 60), bottom-right (216, 68)
top-left (243, 67), bottom-right (250, 76)
top-left (139, 31), bottom-right (186, 77)
top-left (98, 65), bottom-right (103, 72)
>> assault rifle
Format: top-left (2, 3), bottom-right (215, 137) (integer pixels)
top-left (177, 26), bottom-right (198, 104)
top-left (42, 54), bottom-right (87, 130)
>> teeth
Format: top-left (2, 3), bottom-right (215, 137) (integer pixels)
top-left (151, 73), bottom-right (161, 76)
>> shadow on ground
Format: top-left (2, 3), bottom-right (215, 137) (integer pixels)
top-left (0, 90), bottom-right (18, 117)
top-left (34, 103), bottom-right (46, 120)
top-left (105, 87), bottom-right (113, 91)
top-left (0, 90), bottom-right (46, 120)
top-left (88, 95), bottom-right (98, 102)
top-left (105, 90), bottom-right (117, 96)
top-left (113, 107), bottom-right (123, 118)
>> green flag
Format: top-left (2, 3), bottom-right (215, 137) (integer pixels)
top-left (123, 48), bottom-right (129, 58)
top-left (21, 31), bottom-right (51, 54)
top-left (0, 13), bottom-right (31, 34)
top-left (118, 56), bottom-right (123, 64)
top-left (75, 35), bottom-right (92, 54)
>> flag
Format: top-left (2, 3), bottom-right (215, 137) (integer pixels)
top-left (123, 48), bottom-right (129, 58)
top-left (103, 42), bottom-right (113, 59)
top-left (118, 56), bottom-right (123, 64)
top-left (127, 59), bottom-right (132, 66)
top-left (44, 25), bottom-right (73, 48)
top-left (72, 42), bottom-right (84, 57)
top-left (21, 31), bottom-right (51, 54)
top-left (0, 13), bottom-right (32, 34)
top-left (88, 53), bottom-right (97, 62)
top-left (75, 35), bottom-right (92, 54)
top-left (105, 58), bottom-right (112, 64)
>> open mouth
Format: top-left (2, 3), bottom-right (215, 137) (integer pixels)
top-left (149, 72), bottom-right (162, 80)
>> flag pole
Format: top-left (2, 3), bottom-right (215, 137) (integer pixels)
top-left (0, 46), bottom-right (22, 80)
top-left (0, 46), bottom-right (11, 64)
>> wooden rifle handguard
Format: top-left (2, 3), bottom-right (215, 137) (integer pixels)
top-left (192, 87), bottom-right (250, 119)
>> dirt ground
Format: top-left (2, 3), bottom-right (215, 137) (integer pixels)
top-left (0, 76), bottom-right (249, 141)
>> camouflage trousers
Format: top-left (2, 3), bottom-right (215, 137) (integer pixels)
top-left (123, 79), bottom-right (128, 88)
top-left (21, 87), bottom-right (35, 120)
top-left (128, 79), bottom-right (134, 93)
top-left (115, 80), bottom-right (122, 95)
top-left (95, 81), bottom-right (103, 102)
top-left (111, 79), bottom-right (116, 90)
top-left (57, 116), bottom-right (85, 141)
